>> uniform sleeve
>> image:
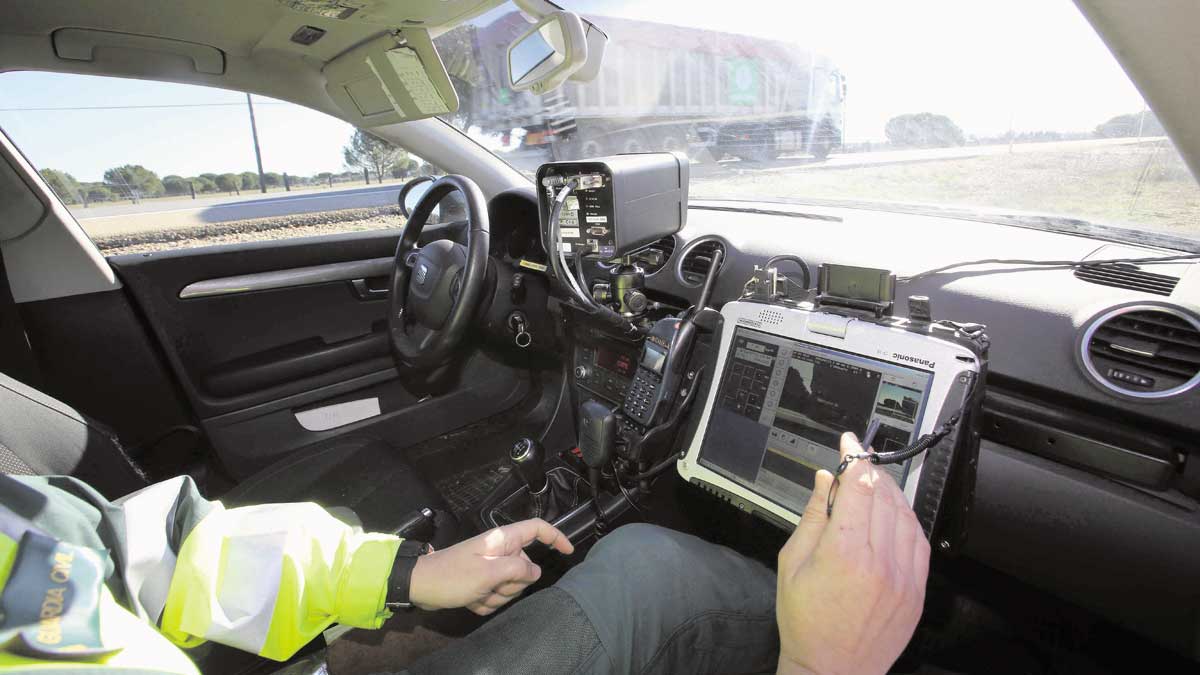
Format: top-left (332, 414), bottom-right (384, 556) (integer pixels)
top-left (158, 502), bottom-right (402, 661)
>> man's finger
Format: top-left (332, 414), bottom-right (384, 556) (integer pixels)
top-left (893, 505), bottom-right (920, 579)
top-left (782, 469), bottom-right (834, 568)
top-left (467, 601), bottom-right (497, 616)
top-left (868, 469), bottom-right (898, 564)
top-left (829, 432), bottom-right (876, 539)
top-left (486, 553), bottom-right (542, 588)
top-left (499, 519), bottom-right (575, 555)
top-left (493, 579), bottom-right (532, 597)
top-left (479, 592), bottom-right (515, 610)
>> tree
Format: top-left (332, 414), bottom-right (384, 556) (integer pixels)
top-left (85, 185), bottom-right (114, 202)
top-left (162, 175), bottom-right (191, 196)
top-left (40, 169), bottom-right (81, 204)
top-left (240, 171), bottom-right (260, 190)
top-left (262, 172), bottom-right (283, 188)
top-left (884, 113), bottom-right (965, 148)
top-left (190, 176), bottom-right (217, 193)
top-left (343, 129), bottom-right (406, 183)
top-left (1095, 111), bottom-right (1164, 138)
top-left (102, 164), bottom-right (164, 197)
top-left (215, 173), bottom-right (241, 194)
top-left (391, 158), bottom-right (420, 179)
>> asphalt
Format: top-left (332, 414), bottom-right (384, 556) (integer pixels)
top-left (73, 183), bottom-right (404, 236)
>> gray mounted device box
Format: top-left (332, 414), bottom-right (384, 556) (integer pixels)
top-left (537, 152), bottom-right (689, 260)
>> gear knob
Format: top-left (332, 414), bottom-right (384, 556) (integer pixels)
top-left (509, 438), bottom-right (547, 494)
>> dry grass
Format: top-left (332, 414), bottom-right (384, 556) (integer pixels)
top-left (694, 142), bottom-right (1200, 240)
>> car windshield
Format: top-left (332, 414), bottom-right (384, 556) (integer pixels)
top-left (436, 0), bottom-right (1200, 244)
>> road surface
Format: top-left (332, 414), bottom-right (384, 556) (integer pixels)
top-left (74, 183), bottom-right (403, 237)
top-left (72, 137), bottom-right (1163, 237)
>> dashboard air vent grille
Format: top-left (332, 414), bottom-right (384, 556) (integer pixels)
top-left (678, 239), bottom-right (726, 286)
top-left (636, 236), bottom-right (676, 274)
top-left (1074, 264), bottom-right (1178, 296)
top-left (1081, 306), bottom-right (1200, 398)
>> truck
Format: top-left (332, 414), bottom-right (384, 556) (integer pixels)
top-left (443, 12), bottom-right (846, 163)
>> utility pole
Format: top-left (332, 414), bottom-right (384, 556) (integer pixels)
top-left (246, 93), bottom-right (267, 193)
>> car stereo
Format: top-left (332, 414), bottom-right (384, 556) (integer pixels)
top-left (678, 300), bottom-right (984, 540)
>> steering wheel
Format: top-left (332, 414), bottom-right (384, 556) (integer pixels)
top-left (388, 175), bottom-right (490, 368)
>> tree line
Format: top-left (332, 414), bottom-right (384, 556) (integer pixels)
top-left (39, 129), bottom-right (433, 205)
top-left (881, 111), bottom-right (1165, 149)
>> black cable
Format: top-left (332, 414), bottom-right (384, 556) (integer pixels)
top-left (627, 451), bottom-right (680, 481)
top-left (899, 253), bottom-right (1200, 284)
top-left (574, 244), bottom-right (596, 304)
top-left (545, 183), bottom-right (642, 336)
top-left (613, 460), bottom-right (646, 514)
top-left (764, 254), bottom-right (812, 290)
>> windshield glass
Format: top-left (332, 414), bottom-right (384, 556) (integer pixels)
top-left (436, 0), bottom-right (1200, 243)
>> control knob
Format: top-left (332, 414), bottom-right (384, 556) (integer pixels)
top-left (624, 289), bottom-right (648, 315)
top-left (574, 365), bottom-right (590, 380)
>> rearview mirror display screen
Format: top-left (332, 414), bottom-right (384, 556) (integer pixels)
top-left (697, 327), bottom-right (933, 515)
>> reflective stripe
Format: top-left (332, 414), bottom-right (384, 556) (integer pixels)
top-left (0, 586), bottom-right (200, 674)
top-left (204, 528), bottom-right (285, 653)
top-left (160, 502), bottom-right (401, 661)
top-left (116, 476), bottom-right (189, 623)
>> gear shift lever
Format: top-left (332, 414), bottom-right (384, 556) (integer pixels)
top-left (509, 437), bottom-right (548, 495)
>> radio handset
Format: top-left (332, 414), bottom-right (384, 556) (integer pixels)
top-left (623, 320), bottom-right (680, 426)
top-left (622, 248), bottom-right (724, 427)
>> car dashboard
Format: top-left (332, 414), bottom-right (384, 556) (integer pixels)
top-left (481, 187), bottom-right (1200, 658)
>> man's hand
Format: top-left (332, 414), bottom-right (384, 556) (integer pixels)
top-left (776, 432), bottom-right (931, 675)
top-left (409, 518), bottom-right (574, 615)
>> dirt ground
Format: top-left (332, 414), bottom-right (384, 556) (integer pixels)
top-left (96, 206), bottom-right (406, 256)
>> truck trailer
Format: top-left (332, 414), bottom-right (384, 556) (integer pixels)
top-left (443, 11), bottom-right (846, 162)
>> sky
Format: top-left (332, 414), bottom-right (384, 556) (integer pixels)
top-left (0, 0), bottom-right (1148, 183)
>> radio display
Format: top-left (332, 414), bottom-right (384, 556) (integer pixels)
top-left (595, 345), bottom-right (634, 378)
top-left (697, 327), bottom-right (933, 515)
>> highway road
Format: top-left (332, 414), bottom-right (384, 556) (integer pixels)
top-left (72, 137), bottom-right (1161, 238)
top-left (73, 183), bottom-right (404, 236)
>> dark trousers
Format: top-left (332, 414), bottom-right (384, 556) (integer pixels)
top-left (402, 524), bottom-right (781, 674)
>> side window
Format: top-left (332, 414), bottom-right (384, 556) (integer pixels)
top-left (0, 72), bottom-right (442, 256)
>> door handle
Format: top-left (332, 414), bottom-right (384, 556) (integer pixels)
top-left (350, 278), bottom-right (390, 300)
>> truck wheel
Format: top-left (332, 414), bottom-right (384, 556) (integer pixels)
top-left (659, 134), bottom-right (685, 155)
top-left (579, 139), bottom-right (604, 158)
top-left (811, 139), bottom-right (833, 161)
top-left (621, 134), bottom-right (645, 154)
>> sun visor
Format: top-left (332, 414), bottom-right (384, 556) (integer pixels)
top-left (323, 27), bottom-right (459, 126)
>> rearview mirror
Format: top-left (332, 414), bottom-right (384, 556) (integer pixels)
top-left (507, 11), bottom-right (586, 94)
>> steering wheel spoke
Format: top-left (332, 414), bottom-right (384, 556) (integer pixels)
top-left (387, 176), bottom-right (490, 369)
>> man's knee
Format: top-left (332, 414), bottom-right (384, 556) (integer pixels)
top-left (588, 523), bottom-right (680, 559)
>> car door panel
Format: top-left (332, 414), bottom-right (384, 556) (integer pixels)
top-left (110, 227), bottom-right (528, 479)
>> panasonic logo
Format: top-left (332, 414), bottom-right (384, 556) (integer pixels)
top-left (893, 353), bottom-right (935, 369)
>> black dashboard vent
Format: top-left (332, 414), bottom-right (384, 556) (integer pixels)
top-left (1073, 263), bottom-right (1179, 296)
top-left (635, 236), bottom-right (676, 274)
top-left (1081, 306), bottom-right (1200, 398)
top-left (678, 238), bottom-right (726, 286)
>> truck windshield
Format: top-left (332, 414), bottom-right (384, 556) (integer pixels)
top-left (436, 0), bottom-right (1200, 244)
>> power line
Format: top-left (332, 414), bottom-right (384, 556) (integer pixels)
top-left (0, 101), bottom-right (287, 112)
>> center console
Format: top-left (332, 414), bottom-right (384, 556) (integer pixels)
top-left (572, 326), bottom-right (639, 405)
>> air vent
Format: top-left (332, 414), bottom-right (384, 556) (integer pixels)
top-left (677, 238), bottom-right (726, 287)
top-left (635, 236), bottom-right (676, 274)
top-left (1074, 263), bottom-right (1179, 296)
top-left (1080, 305), bottom-right (1200, 398)
top-left (597, 235), bottom-right (675, 273)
